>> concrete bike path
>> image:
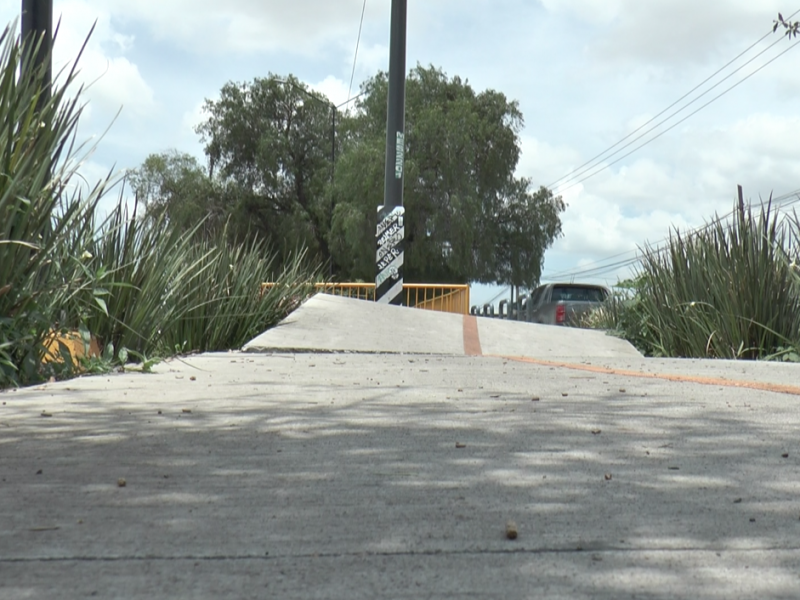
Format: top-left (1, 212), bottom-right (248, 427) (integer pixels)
top-left (2, 295), bottom-right (800, 599)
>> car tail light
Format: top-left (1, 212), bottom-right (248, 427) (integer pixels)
top-left (555, 304), bottom-right (566, 324)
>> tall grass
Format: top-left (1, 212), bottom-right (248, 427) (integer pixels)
top-left (1, 25), bottom-right (318, 387)
top-left (0, 23), bottom-right (102, 384)
top-left (595, 201), bottom-right (800, 360)
top-left (81, 203), bottom-right (315, 358)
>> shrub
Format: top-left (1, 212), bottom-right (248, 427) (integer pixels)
top-left (593, 201), bottom-right (800, 360)
top-left (0, 24), bottom-right (319, 387)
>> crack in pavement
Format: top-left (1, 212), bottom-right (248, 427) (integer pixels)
top-left (4, 545), bottom-right (800, 562)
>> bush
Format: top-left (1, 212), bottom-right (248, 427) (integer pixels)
top-left (593, 201), bottom-right (800, 360)
top-left (0, 25), bottom-right (319, 387)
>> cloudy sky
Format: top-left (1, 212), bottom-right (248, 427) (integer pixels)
top-left (2, 0), bottom-right (799, 305)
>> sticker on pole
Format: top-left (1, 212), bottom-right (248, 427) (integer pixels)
top-left (376, 205), bottom-right (405, 305)
top-left (395, 131), bottom-right (405, 179)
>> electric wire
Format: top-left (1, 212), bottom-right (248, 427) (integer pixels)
top-left (482, 13), bottom-right (800, 302)
top-left (477, 187), bottom-right (800, 305)
top-left (346, 0), bottom-right (368, 114)
top-left (541, 188), bottom-right (800, 282)
top-left (553, 37), bottom-right (800, 196)
top-left (546, 21), bottom-right (781, 190)
top-left (546, 9), bottom-right (800, 194)
top-left (551, 36), bottom-right (791, 194)
top-left (545, 188), bottom-right (800, 278)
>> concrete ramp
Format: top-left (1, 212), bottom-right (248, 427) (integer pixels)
top-left (243, 293), bottom-right (465, 354)
top-left (243, 294), bottom-right (641, 359)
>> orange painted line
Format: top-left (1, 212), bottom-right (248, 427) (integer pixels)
top-left (493, 354), bottom-right (800, 397)
top-left (463, 316), bottom-right (483, 356)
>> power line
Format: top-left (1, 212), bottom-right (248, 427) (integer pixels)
top-left (541, 188), bottom-right (800, 282)
top-left (551, 37), bottom-right (791, 194)
top-left (553, 37), bottom-right (800, 196)
top-left (346, 0), bottom-right (368, 113)
top-left (547, 188), bottom-right (800, 279)
top-left (547, 9), bottom-right (800, 194)
top-left (479, 188), bottom-right (800, 303)
top-left (547, 34), bottom-right (775, 190)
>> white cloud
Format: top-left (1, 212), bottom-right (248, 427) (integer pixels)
top-left (591, 0), bottom-right (790, 67)
top-left (534, 108), bottom-right (800, 283)
top-left (94, 0), bottom-right (388, 57)
top-left (538, 0), bottom-right (622, 24)
top-left (309, 76), bottom-right (350, 108)
top-left (517, 135), bottom-right (582, 187)
top-left (52, 1), bottom-right (154, 116)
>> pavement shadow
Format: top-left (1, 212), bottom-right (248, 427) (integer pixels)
top-left (1, 353), bottom-right (799, 598)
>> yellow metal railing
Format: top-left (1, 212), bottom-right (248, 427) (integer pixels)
top-left (403, 284), bottom-right (470, 315)
top-left (314, 282), bottom-right (375, 300)
top-left (261, 282), bottom-right (470, 315)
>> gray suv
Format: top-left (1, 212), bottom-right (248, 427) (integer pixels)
top-left (527, 283), bottom-right (609, 326)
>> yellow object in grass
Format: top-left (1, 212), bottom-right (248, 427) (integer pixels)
top-left (42, 330), bottom-right (101, 369)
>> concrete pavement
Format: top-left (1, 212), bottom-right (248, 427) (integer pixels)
top-left (2, 294), bottom-right (800, 599)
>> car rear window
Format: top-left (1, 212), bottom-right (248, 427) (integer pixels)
top-left (551, 286), bottom-right (607, 302)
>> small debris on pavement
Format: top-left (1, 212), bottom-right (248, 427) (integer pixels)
top-left (40, 411), bottom-right (52, 417)
top-left (668, 466), bottom-right (680, 470)
top-left (562, 393), bottom-right (568, 397)
top-left (604, 473), bottom-right (612, 481)
top-left (455, 442), bottom-right (466, 448)
top-left (782, 453), bottom-right (789, 458)
top-left (505, 521), bottom-right (518, 540)
top-left (531, 396), bottom-right (540, 402)
top-left (189, 376), bottom-right (197, 381)
top-left (749, 517), bottom-right (756, 522)
top-left (733, 498), bottom-right (743, 503)
top-left (619, 388), bottom-right (626, 393)
top-left (182, 409), bottom-right (192, 414)
top-left (36, 469), bottom-right (42, 475)
top-left (117, 478), bottom-right (126, 487)
top-left (591, 429), bottom-right (601, 435)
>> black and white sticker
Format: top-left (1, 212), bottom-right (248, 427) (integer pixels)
top-left (376, 205), bottom-right (405, 305)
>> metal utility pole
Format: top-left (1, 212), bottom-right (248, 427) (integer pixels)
top-left (375, 0), bottom-right (407, 305)
top-left (21, 0), bottom-right (53, 107)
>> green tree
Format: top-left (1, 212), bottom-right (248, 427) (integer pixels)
top-left (493, 185), bottom-right (565, 289)
top-left (195, 75), bottom-right (334, 264)
top-left (127, 151), bottom-right (227, 240)
top-left (332, 65), bottom-right (565, 285)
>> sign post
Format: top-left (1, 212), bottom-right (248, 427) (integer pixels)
top-left (376, 0), bottom-right (407, 305)
top-left (21, 0), bottom-right (53, 106)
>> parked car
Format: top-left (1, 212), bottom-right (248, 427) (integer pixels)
top-left (527, 283), bottom-right (609, 326)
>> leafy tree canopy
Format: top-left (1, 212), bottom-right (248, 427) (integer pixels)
top-left (130, 66), bottom-right (565, 287)
top-left (332, 64), bottom-right (565, 287)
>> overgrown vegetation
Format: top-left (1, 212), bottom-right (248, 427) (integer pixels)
top-left (592, 202), bottom-right (800, 360)
top-left (0, 26), bottom-right (317, 388)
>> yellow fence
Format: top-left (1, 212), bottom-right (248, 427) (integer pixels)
top-left (262, 283), bottom-right (470, 315)
top-left (403, 284), bottom-right (470, 315)
top-left (314, 282), bottom-right (375, 300)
